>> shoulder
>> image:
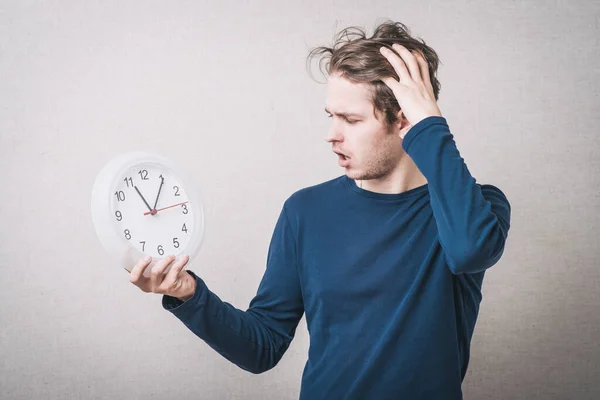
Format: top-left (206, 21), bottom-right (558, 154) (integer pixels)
top-left (283, 175), bottom-right (346, 214)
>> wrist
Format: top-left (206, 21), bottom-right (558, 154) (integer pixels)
top-left (175, 272), bottom-right (196, 301)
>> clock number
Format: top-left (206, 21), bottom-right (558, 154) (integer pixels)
top-left (173, 186), bottom-right (180, 196)
top-left (182, 223), bottom-right (188, 233)
top-left (138, 169), bottom-right (149, 180)
top-left (182, 204), bottom-right (188, 214)
top-left (123, 177), bottom-right (134, 187)
top-left (173, 238), bottom-right (180, 248)
top-left (139, 241), bottom-right (146, 251)
top-left (115, 211), bottom-right (122, 221)
top-left (157, 245), bottom-right (164, 256)
top-left (124, 229), bottom-right (131, 240)
top-left (115, 191), bottom-right (125, 201)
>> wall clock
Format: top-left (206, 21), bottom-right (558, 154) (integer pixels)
top-left (91, 151), bottom-right (205, 273)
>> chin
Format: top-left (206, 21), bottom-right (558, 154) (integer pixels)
top-left (343, 161), bottom-right (383, 181)
top-left (347, 167), bottom-right (390, 181)
top-left (345, 169), bottom-right (366, 180)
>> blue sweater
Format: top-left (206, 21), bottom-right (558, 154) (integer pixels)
top-left (162, 116), bottom-right (511, 399)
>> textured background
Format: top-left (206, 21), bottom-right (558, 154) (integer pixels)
top-left (1, 0), bottom-right (599, 399)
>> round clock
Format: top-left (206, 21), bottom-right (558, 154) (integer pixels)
top-left (91, 151), bottom-right (205, 273)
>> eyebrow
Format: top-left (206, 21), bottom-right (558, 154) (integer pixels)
top-left (324, 108), bottom-right (363, 118)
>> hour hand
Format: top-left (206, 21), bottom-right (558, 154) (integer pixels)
top-left (134, 186), bottom-right (155, 214)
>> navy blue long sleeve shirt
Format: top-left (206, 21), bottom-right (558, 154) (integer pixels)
top-left (162, 116), bottom-right (512, 399)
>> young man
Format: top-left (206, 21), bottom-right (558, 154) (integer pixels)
top-left (129, 21), bottom-right (511, 399)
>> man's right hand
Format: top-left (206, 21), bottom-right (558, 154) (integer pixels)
top-left (129, 255), bottom-right (196, 301)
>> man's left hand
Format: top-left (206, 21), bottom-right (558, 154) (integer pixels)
top-left (379, 44), bottom-right (443, 138)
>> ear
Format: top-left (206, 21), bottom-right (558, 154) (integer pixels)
top-left (396, 110), bottom-right (413, 139)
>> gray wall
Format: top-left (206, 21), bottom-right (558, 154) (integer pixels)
top-left (1, 1), bottom-right (598, 399)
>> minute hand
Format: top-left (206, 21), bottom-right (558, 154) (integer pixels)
top-left (152, 176), bottom-right (165, 211)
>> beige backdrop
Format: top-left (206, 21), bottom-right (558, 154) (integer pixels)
top-left (1, 1), bottom-right (599, 399)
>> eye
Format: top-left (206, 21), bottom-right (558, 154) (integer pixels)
top-left (346, 119), bottom-right (358, 125)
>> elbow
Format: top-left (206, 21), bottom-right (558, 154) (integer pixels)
top-left (445, 248), bottom-right (485, 275)
top-left (242, 365), bottom-right (269, 375)
top-left (444, 219), bottom-right (510, 275)
top-left (237, 343), bottom-right (288, 375)
top-left (445, 238), bottom-right (507, 275)
top-left (239, 357), bottom-right (281, 375)
top-left (249, 362), bottom-right (281, 375)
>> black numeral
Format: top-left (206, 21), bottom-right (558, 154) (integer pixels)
top-left (182, 204), bottom-right (188, 214)
top-left (124, 177), bottom-right (133, 187)
top-left (173, 238), bottom-right (179, 248)
top-left (115, 191), bottom-right (125, 201)
top-left (173, 185), bottom-right (180, 196)
top-left (157, 245), bottom-right (164, 256)
top-left (139, 241), bottom-right (145, 251)
top-left (138, 169), bottom-right (149, 180)
top-left (124, 229), bottom-right (131, 240)
top-left (115, 211), bottom-right (122, 221)
top-left (182, 223), bottom-right (188, 233)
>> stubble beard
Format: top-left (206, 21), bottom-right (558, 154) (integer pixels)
top-left (349, 133), bottom-right (400, 182)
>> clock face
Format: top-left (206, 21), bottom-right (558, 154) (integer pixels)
top-left (109, 162), bottom-right (195, 258)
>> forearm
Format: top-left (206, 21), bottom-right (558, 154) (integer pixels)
top-left (163, 271), bottom-right (292, 373)
top-left (403, 117), bottom-right (511, 274)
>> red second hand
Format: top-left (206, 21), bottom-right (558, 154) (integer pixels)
top-left (144, 201), bottom-right (189, 216)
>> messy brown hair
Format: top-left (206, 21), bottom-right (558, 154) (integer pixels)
top-left (306, 20), bottom-right (442, 128)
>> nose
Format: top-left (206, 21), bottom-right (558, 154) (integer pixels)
top-left (324, 121), bottom-right (344, 143)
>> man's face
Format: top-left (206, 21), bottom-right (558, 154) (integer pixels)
top-left (325, 72), bottom-right (404, 181)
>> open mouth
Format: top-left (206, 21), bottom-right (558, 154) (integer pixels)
top-left (334, 151), bottom-right (349, 160)
top-left (334, 151), bottom-right (351, 167)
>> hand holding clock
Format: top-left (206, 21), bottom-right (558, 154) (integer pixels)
top-left (129, 254), bottom-right (197, 301)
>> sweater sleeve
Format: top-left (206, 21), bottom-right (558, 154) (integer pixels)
top-left (161, 203), bottom-right (305, 373)
top-left (402, 116), bottom-right (511, 275)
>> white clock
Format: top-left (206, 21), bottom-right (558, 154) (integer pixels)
top-left (91, 151), bottom-right (205, 273)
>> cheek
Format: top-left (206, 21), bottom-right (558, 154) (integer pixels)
top-left (349, 132), bottom-right (371, 160)
top-left (347, 121), bottom-right (394, 160)
top-left (362, 133), bottom-right (398, 164)
top-left (353, 128), bottom-right (381, 155)
top-left (354, 141), bottom-right (380, 165)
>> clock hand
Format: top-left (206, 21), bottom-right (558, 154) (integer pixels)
top-left (134, 186), bottom-right (155, 214)
top-left (143, 201), bottom-right (189, 216)
top-left (152, 175), bottom-right (165, 211)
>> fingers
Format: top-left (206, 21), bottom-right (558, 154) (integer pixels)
top-left (149, 255), bottom-right (176, 290)
top-left (129, 254), bottom-right (191, 296)
top-left (392, 44), bottom-right (422, 85)
top-left (381, 76), bottom-right (406, 102)
top-left (159, 255), bottom-right (190, 293)
top-left (130, 256), bottom-right (153, 285)
top-left (381, 44), bottom-right (429, 88)
top-left (413, 51), bottom-right (432, 90)
top-left (380, 46), bottom-right (411, 84)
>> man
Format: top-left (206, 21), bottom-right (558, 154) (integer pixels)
top-left (129, 21), bottom-right (511, 399)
